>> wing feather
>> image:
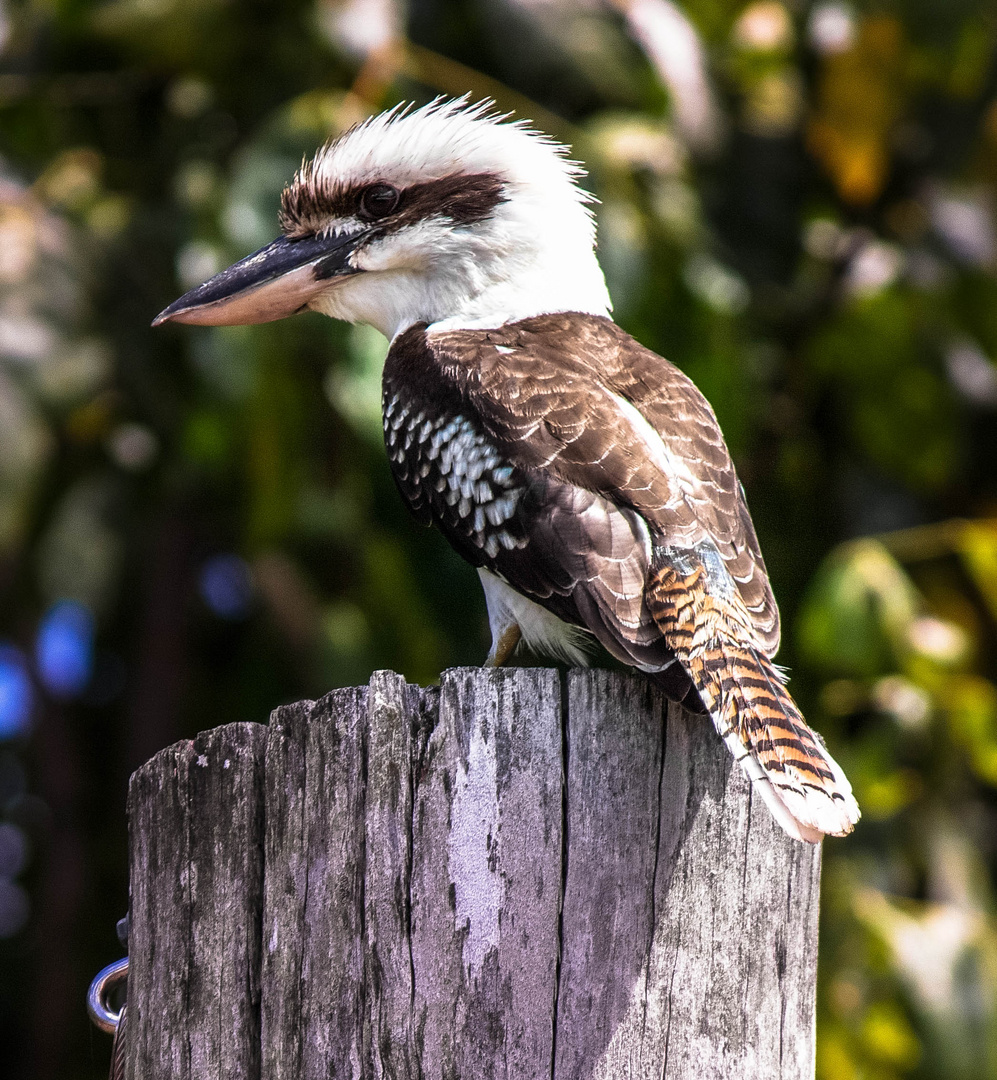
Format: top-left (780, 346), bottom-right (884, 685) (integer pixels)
top-left (431, 313), bottom-right (781, 655)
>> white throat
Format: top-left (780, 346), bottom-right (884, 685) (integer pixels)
top-left (425, 238), bottom-right (612, 336)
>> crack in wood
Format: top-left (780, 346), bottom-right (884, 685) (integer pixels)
top-left (549, 668), bottom-right (570, 1080)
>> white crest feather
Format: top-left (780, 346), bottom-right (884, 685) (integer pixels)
top-left (294, 97), bottom-right (612, 339)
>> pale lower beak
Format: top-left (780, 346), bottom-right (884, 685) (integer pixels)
top-left (152, 230), bottom-right (364, 327)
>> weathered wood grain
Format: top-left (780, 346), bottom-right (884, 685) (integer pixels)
top-left (126, 668), bottom-right (821, 1080)
top-left (553, 670), bottom-right (668, 1080)
top-left (126, 722), bottom-right (267, 1080)
top-left (362, 671), bottom-right (418, 1079)
top-left (261, 689), bottom-right (367, 1080)
top-left (410, 667), bottom-right (563, 1080)
top-left (553, 674), bottom-right (822, 1079)
top-left (643, 700), bottom-right (821, 1080)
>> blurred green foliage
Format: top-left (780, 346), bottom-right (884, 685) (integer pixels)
top-left (0, 0), bottom-right (996, 1077)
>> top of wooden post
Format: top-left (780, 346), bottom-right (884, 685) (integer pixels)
top-left (125, 667), bottom-right (820, 1080)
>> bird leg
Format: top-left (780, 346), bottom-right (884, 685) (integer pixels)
top-left (485, 622), bottom-right (522, 667)
top-left (479, 567), bottom-right (524, 667)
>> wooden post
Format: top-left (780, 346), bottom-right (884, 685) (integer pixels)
top-left (124, 668), bottom-right (821, 1080)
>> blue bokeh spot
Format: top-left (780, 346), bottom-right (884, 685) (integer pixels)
top-left (199, 554), bottom-right (253, 620)
top-left (0, 647), bottom-right (33, 739)
top-left (37, 601), bottom-right (95, 699)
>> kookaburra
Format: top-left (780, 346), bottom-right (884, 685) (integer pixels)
top-left (155, 99), bottom-right (859, 842)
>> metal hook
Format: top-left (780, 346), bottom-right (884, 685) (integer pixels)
top-left (87, 957), bottom-right (129, 1034)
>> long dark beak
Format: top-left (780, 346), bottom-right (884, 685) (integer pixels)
top-left (152, 230), bottom-right (364, 327)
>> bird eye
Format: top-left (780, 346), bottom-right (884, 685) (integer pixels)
top-left (359, 183), bottom-right (400, 220)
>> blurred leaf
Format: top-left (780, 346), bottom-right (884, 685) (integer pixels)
top-left (860, 768), bottom-right (922, 821)
top-left (798, 540), bottom-right (920, 676)
top-left (862, 1000), bottom-right (922, 1069)
top-left (806, 290), bottom-right (958, 492)
top-left (808, 16), bottom-right (905, 205)
top-left (947, 674), bottom-right (997, 784)
top-left (958, 520), bottom-right (997, 621)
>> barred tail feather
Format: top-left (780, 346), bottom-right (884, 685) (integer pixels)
top-left (647, 551), bottom-right (860, 842)
top-left (694, 644), bottom-right (860, 842)
top-left (719, 729), bottom-right (823, 844)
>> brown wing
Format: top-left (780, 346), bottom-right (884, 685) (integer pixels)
top-left (380, 330), bottom-right (682, 678)
top-left (497, 472), bottom-right (687, 677)
top-left (430, 312), bottom-right (781, 657)
top-left (589, 322), bottom-right (780, 654)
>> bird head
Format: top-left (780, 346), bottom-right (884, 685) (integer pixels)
top-left (154, 98), bottom-right (611, 340)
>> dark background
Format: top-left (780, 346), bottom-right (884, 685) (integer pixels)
top-left (1, 0), bottom-right (997, 1076)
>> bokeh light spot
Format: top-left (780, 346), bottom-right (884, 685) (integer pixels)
top-left (107, 422), bottom-right (159, 472)
top-left (0, 647), bottom-right (33, 739)
top-left (36, 601), bottom-right (95, 699)
top-left (808, 1), bottom-right (855, 55)
top-left (199, 554), bottom-right (254, 620)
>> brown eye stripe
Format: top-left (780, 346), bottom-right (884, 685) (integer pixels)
top-left (280, 170), bottom-right (507, 237)
top-left (395, 173), bottom-right (508, 228)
